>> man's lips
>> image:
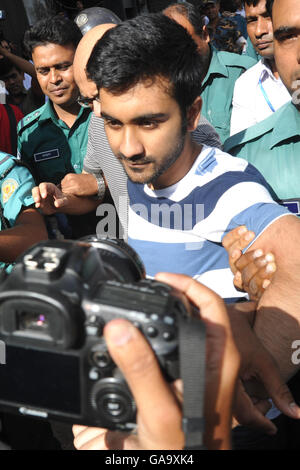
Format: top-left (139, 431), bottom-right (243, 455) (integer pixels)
top-left (50, 87), bottom-right (67, 95)
top-left (256, 41), bottom-right (272, 50)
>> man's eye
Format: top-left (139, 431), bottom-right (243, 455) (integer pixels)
top-left (105, 120), bottom-right (122, 129)
top-left (57, 64), bottom-right (71, 71)
top-left (38, 69), bottom-right (49, 76)
top-left (140, 121), bottom-right (159, 129)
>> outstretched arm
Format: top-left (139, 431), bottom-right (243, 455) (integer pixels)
top-left (32, 182), bottom-right (100, 216)
top-left (0, 207), bottom-right (47, 263)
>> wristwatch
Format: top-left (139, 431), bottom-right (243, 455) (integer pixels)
top-left (94, 173), bottom-right (106, 200)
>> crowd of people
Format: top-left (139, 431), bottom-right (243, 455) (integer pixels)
top-left (0, 0), bottom-right (299, 451)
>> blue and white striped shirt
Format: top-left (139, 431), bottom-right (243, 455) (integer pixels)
top-left (127, 146), bottom-right (290, 300)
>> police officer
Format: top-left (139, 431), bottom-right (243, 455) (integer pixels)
top-left (163, 2), bottom-right (256, 143)
top-left (17, 16), bottom-right (91, 187)
top-left (223, 0), bottom-right (300, 217)
top-left (0, 152), bottom-right (47, 271)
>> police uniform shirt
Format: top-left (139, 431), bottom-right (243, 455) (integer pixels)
top-left (17, 100), bottom-right (91, 185)
top-left (200, 47), bottom-right (256, 144)
top-left (224, 101), bottom-right (300, 216)
top-left (0, 152), bottom-right (36, 270)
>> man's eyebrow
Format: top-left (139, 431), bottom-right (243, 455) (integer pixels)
top-left (36, 61), bottom-right (72, 70)
top-left (246, 15), bottom-right (258, 21)
top-left (100, 111), bottom-right (120, 121)
top-left (101, 112), bottom-right (168, 122)
top-left (274, 26), bottom-right (299, 38)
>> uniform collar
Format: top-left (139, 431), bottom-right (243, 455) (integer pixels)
top-left (38, 99), bottom-right (89, 126)
top-left (259, 58), bottom-right (280, 84)
top-left (224, 101), bottom-right (297, 151)
top-left (269, 101), bottom-right (300, 148)
top-left (202, 46), bottom-right (229, 87)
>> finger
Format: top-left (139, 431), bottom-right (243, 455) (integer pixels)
top-left (237, 254), bottom-right (276, 292)
top-left (223, 227), bottom-right (255, 253)
top-left (155, 272), bottom-right (229, 327)
top-left (254, 363), bottom-right (300, 420)
top-left (234, 381), bottom-right (277, 435)
top-left (223, 228), bottom-right (256, 275)
top-left (53, 195), bottom-right (68, 208)
top-left (232, 252), bottom-right (276, 297)
top-left (246, 264), bottom-right (276, 299)
top-left (222, 226), bottom-right (248, 250)
top-left (104, 318), bottom-right (183, 449)
top-left (235, 251), bottom-right (274, 273)
top-left (73, 426), bottom-right (107, 450)
top-left (32, 186), bottom-right (41, 206)
top-left (72, 424), bottom-right (88, 437)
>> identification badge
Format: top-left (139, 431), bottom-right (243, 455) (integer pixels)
top-left (34, 149), bottom-right (60, 162)
top-left (2, 178), bottom-right (19, 203)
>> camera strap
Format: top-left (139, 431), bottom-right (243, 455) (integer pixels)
top-left (179, 316), bottom-right (207, 450)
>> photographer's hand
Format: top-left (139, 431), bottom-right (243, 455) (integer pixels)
top-left (73, 273), bottom-right (240, 450)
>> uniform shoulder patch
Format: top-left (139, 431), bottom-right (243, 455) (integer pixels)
top-left (2, 178), bottom-right (19, 203)
top-left (17, 108), bottom-right (42, 135)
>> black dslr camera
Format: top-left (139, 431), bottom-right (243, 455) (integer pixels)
top-left (0, 238), bottom-right (199, 430)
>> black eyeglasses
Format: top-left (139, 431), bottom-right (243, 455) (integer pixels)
top-left (77, 95), bottom-right (100, 108)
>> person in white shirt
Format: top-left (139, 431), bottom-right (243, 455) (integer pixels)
top-left (230, 0), bottom-right (290, 136)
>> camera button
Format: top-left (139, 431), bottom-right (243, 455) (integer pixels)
top-left (150, 314), bottom-right (159, 321)
top-left (92, 351), bottom-right (111, 368)
top-left (146, 325), bottom-right (158, 338)
top-left (89, 368), bottom-right (101, 381)
top-left (162, 331), bottom-right (174, 341)
top-left (163, 315), bottom-right (174, 325)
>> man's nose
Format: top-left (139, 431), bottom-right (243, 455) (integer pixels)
top-left (255, 16), bottom-right (270, 38)
top-left (119, 127), bottom-right (144, 159)
top-left (49, 68), bottom-right (62, 84)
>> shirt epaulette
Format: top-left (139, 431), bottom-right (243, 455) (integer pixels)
top-left (17, 109), bottom-right (42, 136)
top-left (217, 50), bottom-right (256, 70)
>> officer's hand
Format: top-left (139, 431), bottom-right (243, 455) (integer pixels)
top-left (222, 226), bottom-right (276, 300)
top-left (60, 173), bottom-right (98, 197)
top-left (73, 273), bottom-right (240, 450)
top-left (32, 182), bottom-right (68, 215)
top-left (227, 302), bottom-right (300, 433)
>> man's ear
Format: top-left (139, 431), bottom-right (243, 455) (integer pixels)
top-left (187, 96), bottom-right (202, 132)
top-left (202, 25), bottom-right (210, 43)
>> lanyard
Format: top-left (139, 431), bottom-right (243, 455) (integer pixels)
top-left (259, 76), bottom-right (276, 113)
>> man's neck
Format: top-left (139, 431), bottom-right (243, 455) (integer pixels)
top-left (150, 138), bottom-right (202, 190)
top-left (264, 57), bottom-right (280, 79)
top-left (52, 101), bottom-right (81, 128)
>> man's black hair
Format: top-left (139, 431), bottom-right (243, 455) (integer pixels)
top-left (244, 0), bottom-right (273, 16)
top-left (163, 2), bottom-right (206, 38)
top-left (220, 0), bottom-right (239, 12)
top-left (0, 58), bottom-right (21, 79)
top-left (23, 15), bottom-right (82, 57)
top-left (243, 0), bottom-right (261, 7)
top-left (86, 13), bottom-right (205, 115)
top-left (266, 0), bottom-right (274, 16)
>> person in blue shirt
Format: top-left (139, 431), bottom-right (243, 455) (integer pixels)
top-left (0, 152), bottom-right (47, 271)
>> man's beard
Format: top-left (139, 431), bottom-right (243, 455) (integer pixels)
top-left (117, 118), bottom-right (187, 185)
